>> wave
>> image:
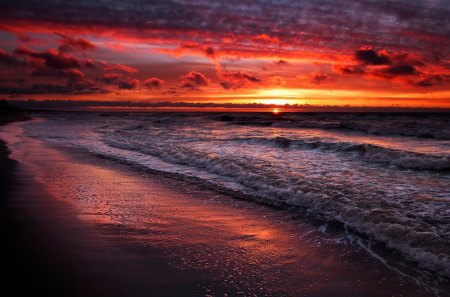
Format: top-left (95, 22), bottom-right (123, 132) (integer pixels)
top-left (231, 136), bottom-right (450, 171)
top-left (100, 130), bottom-right (450, 277)
top-left (222, 113), bottom-right (450, 140)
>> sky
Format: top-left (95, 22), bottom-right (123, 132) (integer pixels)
top-left (0, 0), bottom-right (449, 108)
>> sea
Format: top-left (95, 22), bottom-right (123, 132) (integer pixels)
top-left (20, 111), bottom-right (450, 278)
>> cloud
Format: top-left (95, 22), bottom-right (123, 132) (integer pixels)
top-left (143, 77), bottom-right (164, 89)
top-left (269, 75), bottom-right (286, 87)
top-left (414, 75), bottom-right (449, 87)
top-left (335, 47), bottom-right (439, 88)
top-left (18, 34), bottom-right (33, 43)
top-left (0, 82), bottom-right (107, 95)
top-left (2, 1), bottom-right (448, 62)
top-left (0, 49), bottom-right (22, 66)
top-left (118, 78), bottom-right (140, 90)
top-left (0, 46), bottom-right (95, 84)
top-left (84, 59), bottom-right (95, 68)
top-left (57, 34), bottom-right (96, 52)
top-left (13, 46), bottom-right (34, 55)
top-left (1, 45), bottom-right (145, 95)
top-left (310, 72), bottom-right (331, 84)
top-left (333, 64), bottom-right (365, 75)
top-left (63, 69), bottom-right (86, 80)
top-left (218, 70), bottom-right (260, 90)
top-left (66, 78), bottom-right (108, 94)
top-left (15, 46), bottom-right (81, 69)
top-left (0, 1), bottom-right (448, 97)
top-left (379, 64), bottom-right (418, 77)
top-left (356, 48), bottom-right (391, 65)
top-left (205, 46), bottom-right (215, 58)
top-left (101, 72), bottom-right (143, 90)
top-left (103, 63), bottom-right (138, 74)
top-left (180, 71), bottom-right (209, 90)
top-left (101, 73), bottom-right (124, 84)
top-left (390, 52), bottom-right (425, 66)
top-left (252, 34), bottom-right (280, 44)
top-left (169, 43), bottom-right (217, 60)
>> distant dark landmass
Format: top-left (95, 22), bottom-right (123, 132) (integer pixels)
top-left (3, 99), bottom-right (450, 113)
top-left (0, 100), bottom-right (29, 125)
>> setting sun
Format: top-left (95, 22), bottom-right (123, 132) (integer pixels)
top-left (272, 108), bottom-right (280, 114)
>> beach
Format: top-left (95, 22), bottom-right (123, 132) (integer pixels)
top-left (0, 114), bottom-right (449, 296)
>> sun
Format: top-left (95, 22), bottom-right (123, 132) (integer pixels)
top-left (272, 108), bottom-right (280, 114)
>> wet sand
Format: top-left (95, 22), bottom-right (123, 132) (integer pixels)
top-left (1, 119), bottom-right (448, 296)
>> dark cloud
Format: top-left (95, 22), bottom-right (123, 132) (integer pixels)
top-left (100, 72), bottom-right (142, 90)
top-left (0, 82), bottom-right (107, 95)
top-left (356, 48), bottom-right (391, 65)
top-left (84, 59), bottom-right (95, 68)
top-left (336, 47), bottom-right (436, 86)
top-left (15, 46), bottom-right (81, 69)
top-left (57, 34), bottom-right (96, 52)
top-left (219, 71), bottom-right (261, 90)
top-left (0, 49), bottom-right (22, 66)
top-left (1, 47), bottom-right (95, 83)
top-left (143, 77), bottom-right (164, 89)
top-left (180, 71), bottom-right (209, 90)
top-left (390, 52), bottom-right (424, 66)
top-left (414, 75), bottom-right (449, 87)
top-left (64, 69), bottom-right (86, 81)
top-left (310, 72), bottom-right (331, 84)
top-left (219, 82), bottom-right (233, 90)
top-left (383, 64), bottom-right (418, 76)
top-left (0, 84), bottom-right (70, 94)
top-left (118, 78), bottom-right (140, 90)
top-left (205, 46), bottom-right (215, 58)
top-left (18, 34), bottom-right (33, 43)
top-left (333, 64), bottom-right (365, 75)
top-left (0, 46), bottom-right (108, 95)
top-left (101, 73), bottom-right (124, 85)
top-left (103, 63), bottom-right (138, 74)
top-left (0, 45), bottom-right (144, 95)
top-left (1, 0), bottom-right (448, 60)
top-left (221, 71), bottom-right (260, 82)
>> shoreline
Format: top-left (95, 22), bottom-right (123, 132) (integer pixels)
top-left (0, 115), bottom-right (76, 296)
top-left (0, 115), bottom-right (109, 296)
top-left (1, 116), bottom-right (449, 296)
top-left (0, 117), bottom-right (210, 296)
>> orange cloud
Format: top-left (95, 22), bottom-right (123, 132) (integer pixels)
top-left (180, 71), bottom-right (209, 90)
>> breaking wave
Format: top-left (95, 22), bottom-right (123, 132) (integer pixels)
top-left (223, 113), bottom-right (450, 140)
top-left (233, 136), bottom-right (450, 171)
top-left (100, 128), bottom-right (450, 277)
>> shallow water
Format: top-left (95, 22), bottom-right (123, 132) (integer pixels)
top-left (11, 112), bottom-right (450, 280)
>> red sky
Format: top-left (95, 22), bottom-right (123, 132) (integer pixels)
top-left (0, 0), bottom-right (449, 108)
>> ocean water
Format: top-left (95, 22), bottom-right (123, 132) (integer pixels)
top-left (22, 112), bottom-right (450, 277)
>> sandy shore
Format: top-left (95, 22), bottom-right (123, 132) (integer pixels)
top-left (1, 118), bottom-right (448, 296)
top-left (0, 115), bottom-right (81, 296)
